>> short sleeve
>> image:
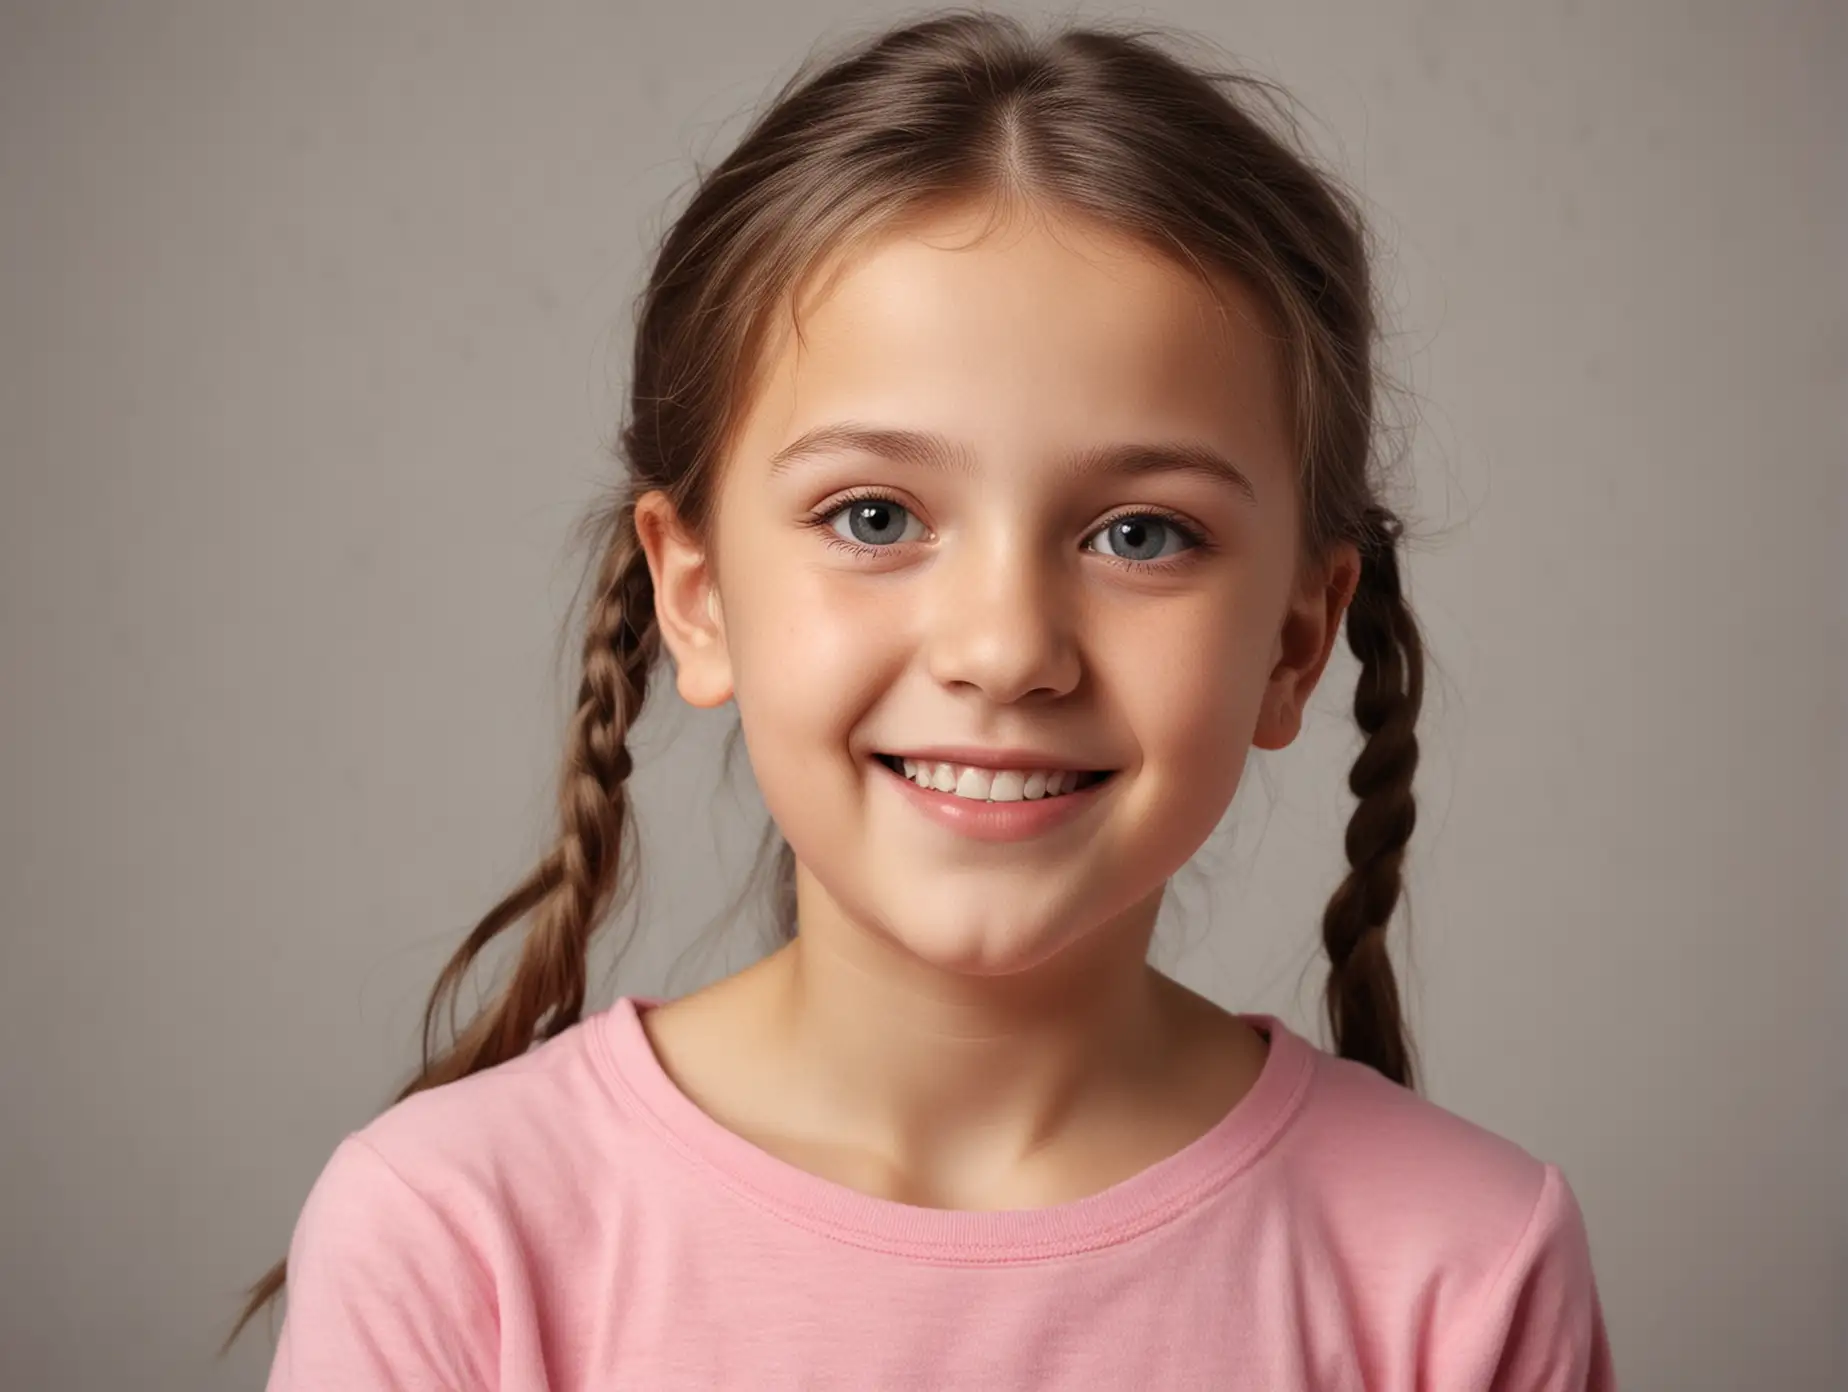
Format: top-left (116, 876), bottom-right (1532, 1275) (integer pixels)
top-left (1466, 1164), bottom-right (1617, 1391)
top-left (266, 1134), bottom-right (498, 1392)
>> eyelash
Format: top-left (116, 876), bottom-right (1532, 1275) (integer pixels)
top-left (802, 488), bottom-right (1214, 573)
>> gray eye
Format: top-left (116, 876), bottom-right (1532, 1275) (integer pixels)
top-left (1089, 515), bottom-right (1189, 562)
top-left (830, 499), bottom-right (924, 546)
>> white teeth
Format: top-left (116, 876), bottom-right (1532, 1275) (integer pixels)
top-left (890, 757), bottom-right (1097, 803)
top-left (954, 766), bottom-right (993, 799)
top-left (988, 770), bottom-right (1024, 802)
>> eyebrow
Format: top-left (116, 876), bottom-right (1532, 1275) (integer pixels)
top-left (766, 422), bottom-right (1258, 504)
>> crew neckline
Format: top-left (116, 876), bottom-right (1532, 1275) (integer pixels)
top-left (592, 993), bottom-right (1317, 1262)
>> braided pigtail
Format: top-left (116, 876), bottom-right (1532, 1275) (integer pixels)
top-left (1319, 506), bottom-right (1425, 1090)
top-left (223, 496), bottom-right (660, 1349)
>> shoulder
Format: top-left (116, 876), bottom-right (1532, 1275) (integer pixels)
top-left (286, 1004), bottom-right (629, 1246)
top-left (273, 1130), bottom-right (499, 1387)
top-left (348, 1006), bottom-right (630, 1204)
top-left (1290, 1047), bottom-right (1554, 1237)
top-left (288, 1006), bottom-right (642, 1290)
top-left (1283, 1044), bottom-right (1578, 1274)
top-left (269, 1009), bottom-right (640, 1386)
top-left (1276, 1040), bottom-right (1614, 1385)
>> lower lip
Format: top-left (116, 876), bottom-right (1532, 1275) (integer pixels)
top-left (872, 758), bottom-right (1114, 843)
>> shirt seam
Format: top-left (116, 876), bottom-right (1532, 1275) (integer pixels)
top-left (1442, 1159), bottom-right (1559, 1383)
top-left (588, 1003), bottom-right (1317, 1265)
top-left (344, 1132), bottom-right (503, 1334)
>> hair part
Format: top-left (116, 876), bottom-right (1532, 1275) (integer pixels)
top-left (227, 6), bottom-right (1425, 1353)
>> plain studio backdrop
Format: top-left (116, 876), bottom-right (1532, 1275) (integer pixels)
top-left (2, 2), bottom-right (1842, 1388)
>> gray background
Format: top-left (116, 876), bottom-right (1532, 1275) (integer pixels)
top-left (3, 1), bottom-right (1842, 1388)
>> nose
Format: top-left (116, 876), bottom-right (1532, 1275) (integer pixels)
top-left (923, 530), bottom-right (1081, 704)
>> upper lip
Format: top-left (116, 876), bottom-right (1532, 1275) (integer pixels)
top-left (875, 744), bottom-right (1112, 772)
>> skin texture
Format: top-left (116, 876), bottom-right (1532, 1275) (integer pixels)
top-left (633, 198), bottom-right (1360, 1210)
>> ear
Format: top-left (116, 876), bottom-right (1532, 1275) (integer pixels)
top-left (1252, 541), bottom-right (1361, 751)
top-left (633, 489), bottom-right (733, 708)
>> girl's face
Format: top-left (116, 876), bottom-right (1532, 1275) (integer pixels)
top-left (639, 199), bottom-right (1357, 979)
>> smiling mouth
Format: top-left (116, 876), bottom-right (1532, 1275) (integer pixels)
top-left (873, 753), bottom-right (1115, 799)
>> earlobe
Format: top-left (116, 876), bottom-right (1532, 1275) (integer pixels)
top-left (1251, 691), bottom-right (1299, 752)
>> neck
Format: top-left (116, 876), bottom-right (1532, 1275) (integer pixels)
top-left (747, 862), bottom-right (1195, 1192)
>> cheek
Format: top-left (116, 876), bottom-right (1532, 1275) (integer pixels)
top-left (727, 568), bottom-right (895, 742)
top-left (1115, 626), bottom-right (1262, 874)
top-left (1104, 596), bottom-right (1267, 754)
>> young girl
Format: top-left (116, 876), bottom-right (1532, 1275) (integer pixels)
top-left (233, 11), bottom-right (1614, 1388)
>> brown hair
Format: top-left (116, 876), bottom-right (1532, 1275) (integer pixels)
top-left (227, 7), bottom-right (1424, 1352)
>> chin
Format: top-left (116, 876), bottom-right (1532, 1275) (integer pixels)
top-left (870, 902), bottom-right (1091, 978)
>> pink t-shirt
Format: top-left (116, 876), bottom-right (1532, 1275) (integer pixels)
top-left (267, 996), bottom-right (1615, 1390)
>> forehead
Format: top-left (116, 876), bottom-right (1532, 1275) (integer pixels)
top-left (731, 200), bottom-right (1295, 484)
